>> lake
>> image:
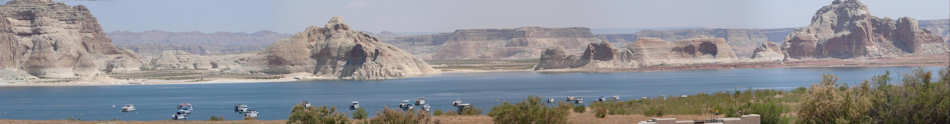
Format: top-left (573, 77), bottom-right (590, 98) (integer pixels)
top-left (0, 66), bottom-right (943, 121)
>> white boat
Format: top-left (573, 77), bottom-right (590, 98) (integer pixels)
top-left (172, 111), bottom-right (188, 120)
top-left (350, 101), bottom-right (360, 111)
top-left (414, 97), bottom-right (427, 105)
top-left (235, 104), bottom-right (249, 113)
top-left (244, 110), bottom-right (260, 119)
top-left (566, 96), bottom-right (584, 104)
top-left (178, 103), bottom-right (193, 114)
top-left (547, 98), bottom-right (556, 103)
top-left (120, 104), bottom-right (136, 112)
top-left (399, 100), bottom-right (413, 111)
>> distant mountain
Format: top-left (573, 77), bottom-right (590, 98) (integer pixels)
top-left (108, 30), bottom-right (290, 56)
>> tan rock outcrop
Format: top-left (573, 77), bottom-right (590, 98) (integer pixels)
top-left (263, 17), bottom-right (437, 80)
top-left (536, 38), bottom-right (738, 70)
top-left (630, 38), bottom-right (738, 66)
top-left (0, 0), bottom-right (141, 79)
top-left (782, 0), bottom-right (946, 59)
top-left (613, 28), bottom-right (794, 57)
top-left (751, 42), bottom-right (784, 62)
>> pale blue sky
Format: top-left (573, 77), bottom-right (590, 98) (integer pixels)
top-left (57, 0), bottom-right (949, 33)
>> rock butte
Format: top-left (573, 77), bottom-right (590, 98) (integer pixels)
top-left (262, 16), bottom-right (438, 80)
top-left (0, 0), bottom-right (141, 79)
top-left (782, 0), bottom-right (946, 59)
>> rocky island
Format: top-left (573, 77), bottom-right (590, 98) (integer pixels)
top-left (260, 17), bottom-right (437, 80)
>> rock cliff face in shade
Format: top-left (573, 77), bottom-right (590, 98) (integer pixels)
top-left (381, 27), bottom-right (601, 60)
top-left (782, 0), bottom-right (946, 59)
top-left (751, 42), bottom-right (784, 62)
top-left (0, 0), bottom-right (142, 78)
top-left (263, 17), bottom-right (437, 80)
top-left (535, 38), bottom-right (738, 70)
top-left (599, 28), bottom-right (794, 58)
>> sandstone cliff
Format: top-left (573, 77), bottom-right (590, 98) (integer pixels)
top-left (536, 38), bottom-right (738, 70)
top-left (0, 0), bottom-right (141, 79)
top-left (599, 28), bottom-right (794, 58)
top-left (263, 17), bottom-right (436, 80)
top-left (782, 0), bottom-right (946, 59)
top-left (382, 27), bottom-right (601, 60)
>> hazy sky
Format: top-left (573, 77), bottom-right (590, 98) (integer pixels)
top-left (62, 0), bottom-right (949, 33)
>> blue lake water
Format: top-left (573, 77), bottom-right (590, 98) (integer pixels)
top-left (0, 66), bottom-right (943, 121)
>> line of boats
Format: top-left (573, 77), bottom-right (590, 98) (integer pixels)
top-left (116, 102), bottom-right (259, 120)
top-left (109, 95), bottom-right (645, 120)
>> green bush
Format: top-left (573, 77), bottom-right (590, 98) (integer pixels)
top-left (573, 105), bottom-right (586, 113)
top-left (744, 101), bottom-right (787, 124)
top-left (209, 116), bottom-right (224, 121)
top-left (367, 107), bottom-right (429, 124)
top-left (352, 107), bottom-right (368, 119)
top-left (433, 109), bottom-right (444, 116)
top-left (594, 107), bottom-right (607, 118)
top-left (797, 69), bottom-right (950, 123)
top-left (287, 104), bottom-right (349, 124)
top-left (459, 106), bottom-right (483, 115)
top-left (488, 96), bottom-right (569, 124)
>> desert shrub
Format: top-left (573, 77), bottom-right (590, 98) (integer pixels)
top-left (798, 69), bottom-right (950, 124)
top-left (744, 101), bottom-right (787, 124)
top-left (488, 96), bottom-right (569, 124)
top-left (368, 107), bottom-right (429, 124)
top-left (459, 106), bottom-right (483, 115)
top-left (643, 105), bottom-right (664, 117)
top-left (209, 116), bottom-right (224, 121)
top-left (594, 107), bottom-right (607, 118)
top-left (287, 104), bottom-right (349, 124)
top-left (433, 109), bottom-right (444, 116)
top-left (352, 107), bottom-right (368, 119)
top-left (573, 105), bottom-right (586, 113)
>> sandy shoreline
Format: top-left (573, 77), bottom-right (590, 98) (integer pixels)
top-left (2, 54), bottom-right (947, 87)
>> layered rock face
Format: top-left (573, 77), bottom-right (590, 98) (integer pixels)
top-left (382, 27), bottom-right (601, 60)
top-left (536, 38), bottom-right (738, 70)
top-left (0, 0), bottom-right (141, 78)
top-left (751, 42), bottom-right (784, 62)
top-left (630, 38), bottom-right (738, 66)
top-left (600, 28), bottom-right (794, 57)
top-left (782, 0), bottom-right (946, 59)
top-left (263, 17), bottom-right (436, 80)
top-left (534, 42), bottom-right (636, 70)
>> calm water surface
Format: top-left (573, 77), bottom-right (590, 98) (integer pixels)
top-left (0, 66), bottom-right (942, 120)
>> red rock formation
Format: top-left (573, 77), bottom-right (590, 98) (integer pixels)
top-left (782, 0), bottom-right (946, 59)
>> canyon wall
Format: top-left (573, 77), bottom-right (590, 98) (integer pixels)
top-left (382, 27), bottom-right (601, 60)
top-left (0, 0), bottom-right (141, 79)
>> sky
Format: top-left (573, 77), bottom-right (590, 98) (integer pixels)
top-left (56, 0), bottom-right (950, 33)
